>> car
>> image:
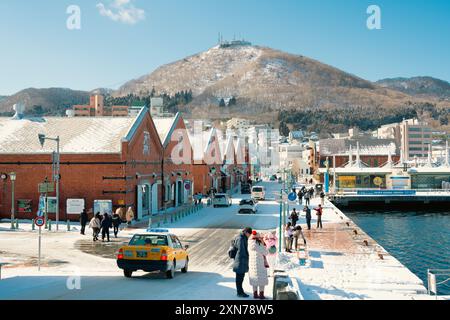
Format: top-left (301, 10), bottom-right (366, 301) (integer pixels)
top-left (212, 193), bottom-right (232, 208)
top-left (251, 186), bottom-right (266, 201)
top-left (116, 228), bottom-right (189, 279)
top-left (241, 184), bottom-right (251, 194)
top-left (270, 175), bottom-right (277, 181)
top-left (238, 199), bottom-right (257, 214)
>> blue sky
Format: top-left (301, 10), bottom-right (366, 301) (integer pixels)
top-left (0, 0), bottom-right (449, 95)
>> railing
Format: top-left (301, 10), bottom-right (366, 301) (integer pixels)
top-left (333, 188), bottom-right (450, 196)
top-left (427, 269), bottom-right (450, 297)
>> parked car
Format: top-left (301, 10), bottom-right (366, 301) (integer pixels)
top-left (238, 199), bottom-right (257, 214)
top-left (251, 186), bottom-right (266, 201)
top-left (241, 184), bottom-right (251, 194)
top-left (212, 193), bottom-right (232, 208)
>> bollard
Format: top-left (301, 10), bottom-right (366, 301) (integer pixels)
top-left (15, 219), bottom-right (19, 230)
top-left (48, 219), bottom-right (52, 231)
top-left (10, 219), bottom-right (15, 230)
top-left (45, 219), bottom-right (49, 229)
top-left (67, 220), bottom-right (71, 232)
top-left (32, 219), bottom-right (35, 231)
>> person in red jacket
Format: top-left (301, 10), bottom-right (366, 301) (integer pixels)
top-left (314, 204), bottom-right (323, 229)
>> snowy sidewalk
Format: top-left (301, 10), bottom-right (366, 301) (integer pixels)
top-left (277, 197), bottom-right (429, 300)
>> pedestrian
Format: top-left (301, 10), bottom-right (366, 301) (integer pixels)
top-left (289, 208), bottom-right (299, 227)
top-left (284, 222), bottom-right (293, 253)
top-left (126, 207), bottom-right (134, 227)
top-left (112, 212), bottom-right (121, 238)
top-left (320, 191), bottom-right (325, 206)
top-left (309, 187), bottom-right (314, 198)
top-left (303, 206), bottom-right (312, 230)
top-left (89, 213), bottom-right (101, 242)
top-left (230, 227), bottom-right (253, 298)
top-left (292, 226), bottom-right (307, 251)
top-left (248, 231), bottom-right (269, 299)
top-left (309, 178), bottom-right (313, 185)
top-left (314, 204), bottom-right (323, 229)
top-left (101, 212), bottom-right (112, 242)
top-left (304, 191), bottom-right (311, 206)
top-left (79, 209), bottom-right (88, 235)
top-left (297, 190), bottom-right (303, 205)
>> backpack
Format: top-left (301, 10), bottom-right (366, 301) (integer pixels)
top-left (228, 238), bottom-right (238, 259)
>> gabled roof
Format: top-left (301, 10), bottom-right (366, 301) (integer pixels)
top-left (0, 109), bottom-right (149, 154)
top-left (153, 113), bottom-right (180, 147)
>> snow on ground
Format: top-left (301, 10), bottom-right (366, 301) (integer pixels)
top-left (275, 197), bottom-right (430, 300)
top-left (0, 182), bottom-right (439, 300)
top-left (0, 183), bottom-right (280, 300)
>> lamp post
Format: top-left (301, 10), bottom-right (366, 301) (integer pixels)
top-left (38, 134), bottom-right (60, 231)
top-left (10, 172), bottom-right (16, 230)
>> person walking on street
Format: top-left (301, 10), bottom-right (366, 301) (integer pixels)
top-left (284, 222), bottom-right (293, 253)
top-left (231, 227), bottom-right (253, 298)
top-left (320, 191), bottom-right (326, 206)
top-left (314, 204), bottom-right (323, 229)
top-left (79, 209), bottom-right (88, 235)
top-left (303, 206), bottom-right (312, 230)
top-left (304, 191), bottom-right (311, 206)
top-left (101, 213), bottom-right (112, 242)
top-left (297, 190), bottom-right (303, 205)
top-left (248, 231), bottom-right (269, 299)
top-left (126, 207), bottom-right (134, 227)
top-left (89, 213), bottom-right (101, 242)
top-left (289, 208), bottom-right (299, 227)
top-left (292, 226), bottom-right (307, 251)
top-left (309, 187), bottom-right (315, 198)
top-left (112, 212), bottom-right (121, 238)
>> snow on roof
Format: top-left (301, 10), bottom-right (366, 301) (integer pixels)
top-left (153, 116), bottom-right (177, 146)
top-left (0, 116), bottom-right (139, 154)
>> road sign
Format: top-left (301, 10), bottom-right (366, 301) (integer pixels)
top-left (35, 217), bottom-right (45, 227)
top-left (288, 192), bottom-right (298, 202)
top-left (39, 182), bottom-right (54, 193)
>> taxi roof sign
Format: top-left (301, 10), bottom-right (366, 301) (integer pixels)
top-left (146, 228), bottom-right (170, 233)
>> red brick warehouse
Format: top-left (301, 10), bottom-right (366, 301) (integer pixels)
top-left (0, 108), bottom-right (164, 221)
top-left (154, 113), bottom-right (194, 210)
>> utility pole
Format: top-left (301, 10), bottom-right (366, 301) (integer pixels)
top-left (39, 134), bottom-right (61, 231)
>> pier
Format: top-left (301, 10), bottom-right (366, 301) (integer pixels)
top-left (330, 189), bottom-right (450, 208)
top-left (277, 197), bottom-right (435, 300)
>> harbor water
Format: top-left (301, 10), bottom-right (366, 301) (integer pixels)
top-left (345, 209), bottom-right (450, 295)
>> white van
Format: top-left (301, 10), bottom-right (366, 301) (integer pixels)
top-left (251, 186), bottom-right (266, 201)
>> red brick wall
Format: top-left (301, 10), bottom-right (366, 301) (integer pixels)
top-left (0, 112), bottom-right (165, 221)
top-left (162, 116), bottom-right (194, 207)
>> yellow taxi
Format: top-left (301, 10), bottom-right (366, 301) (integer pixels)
top-left (116, 228), bottom-right (189, 279)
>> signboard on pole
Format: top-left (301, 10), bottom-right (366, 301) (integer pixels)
top-left (38, 182), bottom-right (54, 193)
top-left (67, 199), bottom-right (85, 215)
top-left (94, 200), bottom-right (113, 215)
top-left (37, 195), bottom-right (46, 217)
top-left (35, 217), bottom-right (45, 227)
top-left (288, 192), bottom-right (297, 204)
top-left (46, 197), bottom-right (58, 214)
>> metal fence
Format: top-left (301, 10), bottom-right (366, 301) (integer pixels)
top-left (427, 269), bottom-right (450, 297)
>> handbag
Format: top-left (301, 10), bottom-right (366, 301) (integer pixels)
top-left (263, 255), bottom-right (269, 268)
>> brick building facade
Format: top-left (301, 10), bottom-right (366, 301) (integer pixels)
top-left (0, 108), bottom-right (163, 221)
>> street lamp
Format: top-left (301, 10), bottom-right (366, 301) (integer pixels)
top-left (10, 172), bottom-right (16, 230)
top-left (38, 134), bottom-right (61, 231)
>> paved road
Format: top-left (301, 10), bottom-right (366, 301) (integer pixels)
top-left (0, 182), bottom-right (281, 300)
